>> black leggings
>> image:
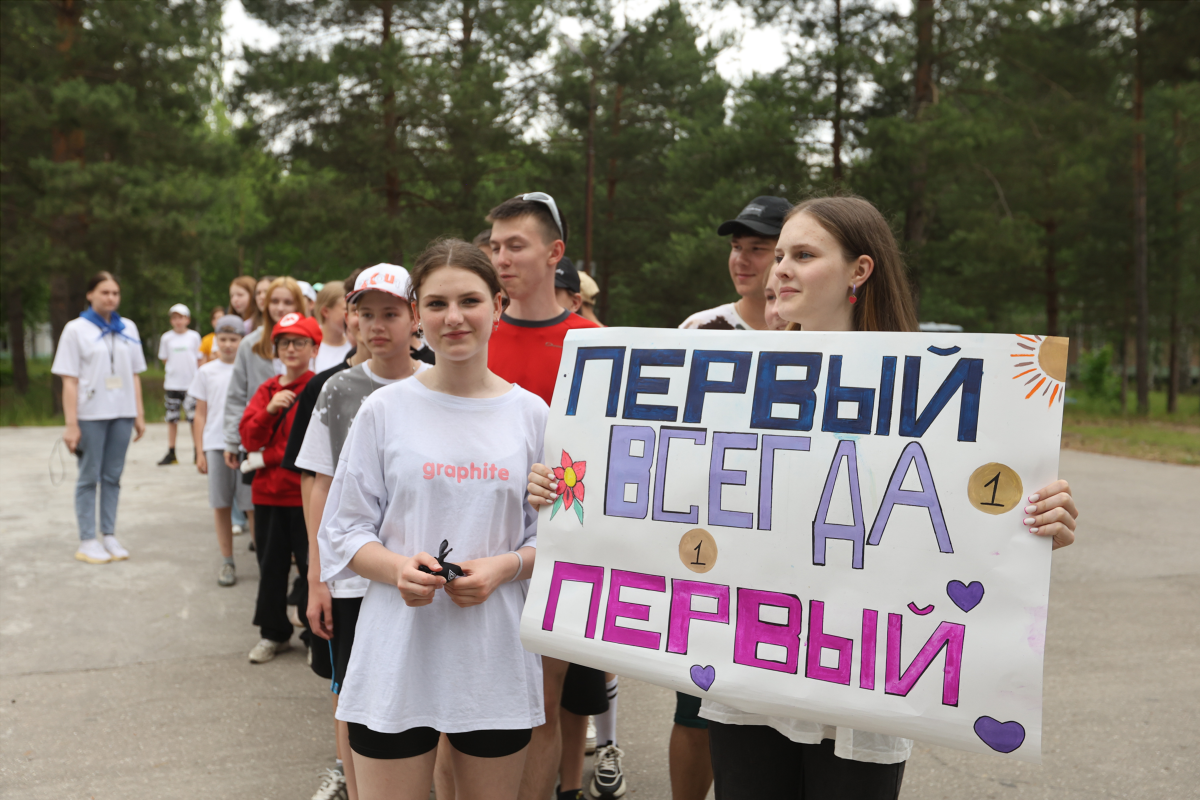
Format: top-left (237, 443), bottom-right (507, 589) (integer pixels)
top-left (348, 724), bottom-right (531, 760)
top-left (252, 504), bottom-right (309, 643)
top-left (708, 722), bottom-right (905, 800)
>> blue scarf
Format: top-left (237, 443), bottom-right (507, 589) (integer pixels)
top-left (80, 307), bottom-right (141, 345)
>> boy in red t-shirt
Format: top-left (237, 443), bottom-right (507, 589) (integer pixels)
top-left (487, 193), bottom-right (600, 407)
top-left (486, 194), bottom-right (614, 800)
top-left (240, 312), bottom-right (321, 664)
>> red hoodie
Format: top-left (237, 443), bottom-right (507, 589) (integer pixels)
top-left (240, 371), bottom-right (314, 506)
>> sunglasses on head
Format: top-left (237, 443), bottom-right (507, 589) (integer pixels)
top-left (520, 192), bottom-right (564, 239)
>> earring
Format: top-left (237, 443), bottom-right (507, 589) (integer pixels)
top-left (417, 323), bottom-right (424, 336)
top-left (849, 284), bottom-right (858, 305)
top-left (493, 317), bottom-right (500, 331)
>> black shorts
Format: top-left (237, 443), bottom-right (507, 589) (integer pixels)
top-left (708, 722), bottom-right (905, 799)
top-left (328, 596), bottom-right (362, 694)
top-left (674, 691), bottom-right (708, 729)
top-left (561, 664), bottom-right (609, 716)
top-left (348, 724), bottom-right (531, 760)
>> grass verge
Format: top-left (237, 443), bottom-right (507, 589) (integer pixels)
top-left (2, 359), bottom-right (166, 427)
top-left (1062, 391), bottom-right (1199, 466)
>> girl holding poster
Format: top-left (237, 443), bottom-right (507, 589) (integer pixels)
top-left (318, 239), bottom-right (545, 800)
top-left (526, 195), bottom-right (1080, 800)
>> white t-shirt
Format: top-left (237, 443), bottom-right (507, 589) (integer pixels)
top-left (320, 378), bottom-right (547, 734)
top-left (698, 701), bottom-right (913, 764)
top-left (678, 302), bottom-right (749, 330)
top-left (51, 317), bottom-right (148, 421)
top-left (313, 340), bottom-right (354, 374)
top-left (297, 361), bottom-right (428, 598)
top-left (158, 329), bottom-right (202, 390)
top-left (187, 359), bottom-right (236, 452)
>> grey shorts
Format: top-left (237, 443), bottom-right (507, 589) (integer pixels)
top-left (165, 390), bottom-right (196, 423)
top-left (206, 450), bottom-right (253, 510)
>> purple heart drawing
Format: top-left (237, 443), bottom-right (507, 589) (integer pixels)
top-left (973, 716), bottom-right (1025, 753)
top-left (690, 664), bottom-right (716, 692)
top-left (947, 580), bottom-right (985, 612)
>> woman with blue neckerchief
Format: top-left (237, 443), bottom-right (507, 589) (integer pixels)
top-left (52, 271), bottom-right (147, 564)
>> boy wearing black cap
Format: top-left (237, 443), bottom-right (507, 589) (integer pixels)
top-left (678, 195), bottom-right (792, 331)
top-left (554, 256), bottom-right (584, 314)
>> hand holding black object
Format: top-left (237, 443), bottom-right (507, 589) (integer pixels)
top-left (416, 539), bottom-right (463, 582)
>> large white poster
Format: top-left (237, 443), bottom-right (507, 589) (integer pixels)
top-left (520, 328), bottom-right (1068, 763)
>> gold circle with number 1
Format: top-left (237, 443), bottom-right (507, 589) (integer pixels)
top-left (967, 463), bottom-right (1023, 515)
top-left (679, 528), bottom-right (717, 574)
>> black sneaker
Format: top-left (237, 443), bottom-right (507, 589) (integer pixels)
top-left (590, 744), bottom-right (626, 799)
top-left (157, 450), bottom-right (178, 466)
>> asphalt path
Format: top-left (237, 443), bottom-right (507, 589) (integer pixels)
top-left (0, 424), bottom-right (1195, 799)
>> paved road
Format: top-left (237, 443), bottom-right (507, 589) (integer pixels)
top-left (1, 424), bottom-right (1196, 799)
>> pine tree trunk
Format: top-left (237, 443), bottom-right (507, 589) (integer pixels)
top-left (831, 0), bottom-right (844, 183)
top-left (1043, 219), bottom-right (1059, 336)
top-left (904, 0), bottom-right (936, 312)
top-left (380, 1), bottom-right (402, 263)
top-left (600, 83), bottom-right (625, 322)
top-left (5, 285), bottom-right (29, 395)
top-left (50, 0), bottom-right (87, 417)
top-left (1132, 2), bottom-right (1151, 414)
top-left (1168, 99), bottom-right (1182, 413)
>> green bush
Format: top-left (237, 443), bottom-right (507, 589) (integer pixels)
top-left (1077, 346), bottom-right (1120, 405)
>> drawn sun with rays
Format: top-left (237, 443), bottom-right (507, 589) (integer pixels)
top-left (1012, 335), bottom-right (1069, 407)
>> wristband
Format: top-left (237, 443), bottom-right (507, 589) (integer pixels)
top-left (508, 550), bottom-right (524, 582)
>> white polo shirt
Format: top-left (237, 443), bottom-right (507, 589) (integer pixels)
top-left (51, 317), bottom-right (148, 421)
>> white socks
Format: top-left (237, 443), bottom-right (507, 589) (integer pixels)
top-left (594, 677), bottom-right (619, 747)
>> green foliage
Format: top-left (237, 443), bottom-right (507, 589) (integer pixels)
top-left (1077, 345), bottom-right (1121, 406)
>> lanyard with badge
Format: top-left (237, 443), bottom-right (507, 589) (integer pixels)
top-left (104, 332), bottom-right (123, 390)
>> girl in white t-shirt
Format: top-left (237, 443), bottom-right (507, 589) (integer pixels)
top-left (320, 239), bottom-right (545, 800)
top-left (51, 271), bottom-right (147, 565)
top-left (527, 196), bottom-right (1082, 800)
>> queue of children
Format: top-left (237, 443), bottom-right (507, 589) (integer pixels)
top-left (57, 188), bottom-right (1080, 800)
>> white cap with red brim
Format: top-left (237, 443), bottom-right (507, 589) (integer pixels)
top-left (347, 263), bottom-right (411, 303)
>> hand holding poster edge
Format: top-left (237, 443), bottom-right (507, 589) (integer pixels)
top-left (521, 328), bottom-right (1068, 764)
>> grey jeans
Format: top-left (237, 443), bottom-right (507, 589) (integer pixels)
top-left (75, 417), bottom-right (135, 540)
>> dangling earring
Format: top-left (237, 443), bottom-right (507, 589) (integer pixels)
top-left (417, 322), bottom-right (424, 337)
top-left (848, 284), bottom-right (858, 305)
top-left (493, 317), bottom-right (500, 331)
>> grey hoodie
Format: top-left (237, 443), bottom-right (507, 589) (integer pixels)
top-left (223, 328), bottom-right (277, 453)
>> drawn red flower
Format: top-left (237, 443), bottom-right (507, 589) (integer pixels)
top-left (552, 450), bottom-right (587, 523)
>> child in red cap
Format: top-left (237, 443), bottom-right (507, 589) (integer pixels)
top-left (240, 311), bottom-right (322, 663)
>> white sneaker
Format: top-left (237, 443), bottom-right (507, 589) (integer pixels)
top-left (586, 717), bottom-right (597, 754)
top-left (287, 604), bottom-right (304, 628)
top-left (248, 638), bottom-right (292, 663)
top-left (590, 744), bottom-right (627, 799)
top-left (232, 524), bottom-right (245, 536)
top-left (311, 766), bottom-right (347, 800)
top-left (75, 539), bottom-right (112, 564)
top-left (101, 535), bottom-right (129, 561)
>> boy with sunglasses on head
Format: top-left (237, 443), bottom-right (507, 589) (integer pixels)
top-left (486, 193), bottom-right (617, 800)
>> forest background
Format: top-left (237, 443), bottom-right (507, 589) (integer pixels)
top-left (1, 0), bottom-right (1198, 445)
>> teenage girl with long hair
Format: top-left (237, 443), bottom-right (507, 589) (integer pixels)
top-left (528, 195), bottom-right (1080, 800)
top-left (230, 276), bottom-right (259, 334)
top-left (319, 239), bottom-right (545, 800)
